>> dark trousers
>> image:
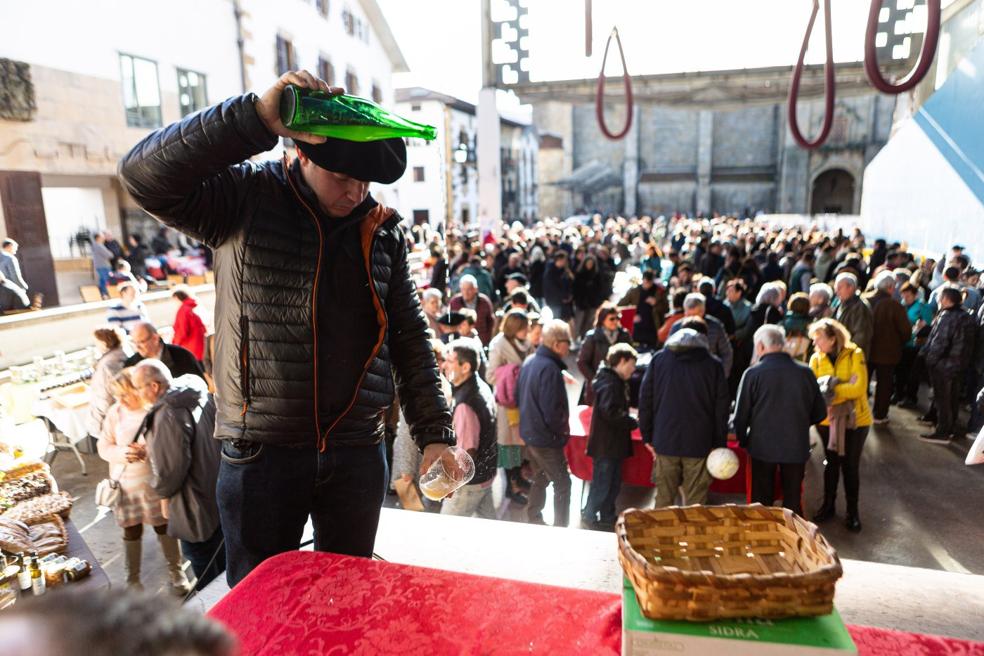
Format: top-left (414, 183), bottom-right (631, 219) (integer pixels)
top-left (930, 368), bottom-right (962, 436)
top-left (181, 526), bottom-right (225, 590)
top-left (750, 459), bottom-right (805, 516)
top-left (582, 457), bottom-right (623, 525)
top-left (871, 363), bottom-right (896, 420)
top-left (526, 446), bottom-right (571, 527)
top-left (816, 426), bottom-right (869, 516)
top-left (894, 347), bottom-right (920, 402)
top-left (217, 439), bottom-right (388, 587)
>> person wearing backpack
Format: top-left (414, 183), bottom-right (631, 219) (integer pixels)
top-left (486, 309), bottom-right (532, 504)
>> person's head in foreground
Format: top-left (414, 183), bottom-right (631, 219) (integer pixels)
top-left (0, 588), bottom-right (235, 656)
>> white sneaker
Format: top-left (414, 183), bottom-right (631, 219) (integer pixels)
top-left (872, 417), bottom-right (890, 425)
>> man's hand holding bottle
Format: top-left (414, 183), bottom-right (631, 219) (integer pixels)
top-left (254, 70), bottom-right (344, 145)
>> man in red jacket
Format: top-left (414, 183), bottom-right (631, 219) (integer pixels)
top-left (171, 286), bottom-right (206, 361)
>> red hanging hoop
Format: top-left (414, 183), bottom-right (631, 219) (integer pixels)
top-left (787, 0), bottom-right (836, 150)
top-left (595, 27), bottom-right (634, 141)
top-left (864, 0), bottom-right (941, 94)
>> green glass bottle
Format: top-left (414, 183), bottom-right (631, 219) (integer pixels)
top-left (279, 85), bottom-right (437, 142)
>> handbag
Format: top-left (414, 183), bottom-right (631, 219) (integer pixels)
top-left (94, 413), bottom-right (151, 510)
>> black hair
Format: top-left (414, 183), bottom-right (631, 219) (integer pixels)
top-left (451, 340), bottom-right (480, 374)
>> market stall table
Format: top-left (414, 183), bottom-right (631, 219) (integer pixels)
top-left (63, 519), bottom-right (110, 593)
top-left (207, 550), bottom-right (984, 656)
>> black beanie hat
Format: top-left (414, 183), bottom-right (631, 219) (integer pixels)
top-left (296, 136), bottom-right (407, 184)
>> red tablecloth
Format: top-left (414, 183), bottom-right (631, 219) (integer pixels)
top-left (209, 551), bottom-right (621, 655)
top-left (566, 406), bottom-right (749, 496)
top-left (209, 551), bottom-right (984, 656)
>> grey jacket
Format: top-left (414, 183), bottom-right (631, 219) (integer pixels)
top-left (92, 241), bottom-right (114, 270)
top-left (834, 294), bottom-right (873, 356)
top-left (669, 314), bottom-right (733, 377)
top-left (147, 374), bottom-right (221, 543)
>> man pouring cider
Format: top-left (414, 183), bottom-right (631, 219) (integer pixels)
top-left (118, 70), bottom-right (454, 586)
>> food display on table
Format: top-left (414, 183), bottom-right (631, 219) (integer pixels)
top-left (0, 470), bottom-right (54, 512)
top-left (27, 515), bottom-right (68, 557)
top-left (0, 515), bottom-right (67, 558)
top-left (51, 382), bottom-right (90, 409)
top-left (0, 459), bottom-right (46, 483)
top-left (0, 517), bottom-right (34, 554)
top-left (2, 491), bottom-right (73, 524)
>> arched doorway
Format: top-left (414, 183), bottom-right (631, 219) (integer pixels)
top-left (810, 169), bottom-right (856, 214)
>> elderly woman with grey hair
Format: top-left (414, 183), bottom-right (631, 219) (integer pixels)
top-left (809, 283), bottom-right (834, 320)
top-left (736, 282), bottom-right (785, 379)
top-left (862, 270), bottom-right (912, 424)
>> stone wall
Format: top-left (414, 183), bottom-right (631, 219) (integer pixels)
top-left (0, 64), bottom-right (180, 177)
top-left (639, 106), bottom-right (699, 172)
top-left (535, 91), bottom-right (895, 217)
top-left (711, 105), bottom-right (778, 169)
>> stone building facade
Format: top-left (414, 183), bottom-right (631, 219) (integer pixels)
top-left (531, 88), bottom-right (896, 219)
top-left (0, 0), bottom-right (406, 306)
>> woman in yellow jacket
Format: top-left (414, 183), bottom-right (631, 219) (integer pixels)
top-left (808, 318), bottom-right (872, 533)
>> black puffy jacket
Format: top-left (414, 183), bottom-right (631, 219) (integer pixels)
top-left (586, 367), bottom-right (637, 460)
top-left (923, 305), bottom-right (976, 376)
top-left (118, 94), bottom-right (453, 451)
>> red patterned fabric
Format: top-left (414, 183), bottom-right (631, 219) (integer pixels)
top-left (209, 551), bottom-right (621, 655)
top-left (565, 405), bottom-right (749, 495)
top-left (209, 551), bottom-right (984, 656)
top-left (848, 625), bottom-right (984, 656)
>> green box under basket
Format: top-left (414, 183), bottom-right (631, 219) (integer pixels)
top-left (622, 580), bottom-right (856, 655)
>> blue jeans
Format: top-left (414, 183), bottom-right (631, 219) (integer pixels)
top-left (181, 526), bottom-right (225, 591)
top-left (217, 439), bottom-right (388, 587)
top-left (582, 457), bottom-right (623, 525)
top-left (95, 267), bottom-right (111, 297)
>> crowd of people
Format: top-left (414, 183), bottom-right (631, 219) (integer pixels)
top-left (0, 226), bottom-right (210, 315)
top-left (86, 287), bottom-right (219, 593)
top-left (66, 208), bottom-right (984, 602)
top-left (398, 214), bottom-right (982, 533)
top-left (91, 227), bottom-right (212, 300)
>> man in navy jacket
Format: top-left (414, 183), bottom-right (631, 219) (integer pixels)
top-left (517, 320), bottom-right (573, 526)
top-left (732, 325), bottom-right (827, 515)
top-left (639, 322), bottom-right (729, 507)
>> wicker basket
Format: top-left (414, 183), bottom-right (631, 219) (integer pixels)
top-left (617, 504), bottom-right (842, 621)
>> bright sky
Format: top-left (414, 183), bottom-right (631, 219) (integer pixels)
top-left (379, 0), bottom-right (885, 109)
